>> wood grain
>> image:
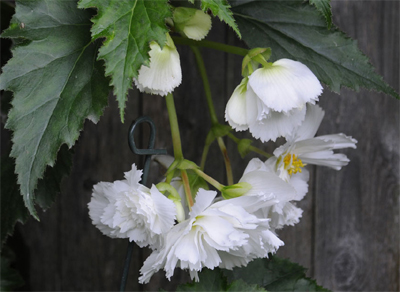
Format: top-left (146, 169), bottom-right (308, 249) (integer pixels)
top-left (4, 1), bottom-right (399, 291)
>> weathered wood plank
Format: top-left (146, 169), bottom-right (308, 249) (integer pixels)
top-left (6, 1), bottom-right (399, 291)
top-left (314, 1), bottom-right (399, 291)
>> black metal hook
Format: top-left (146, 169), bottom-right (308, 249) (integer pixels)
top-left (127, 116), bottom-right (167, 186)
top-left (120, 116), bottom-right (167, 292)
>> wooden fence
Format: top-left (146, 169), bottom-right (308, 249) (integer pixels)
top-left (4, 0), bottom-right (399, 291)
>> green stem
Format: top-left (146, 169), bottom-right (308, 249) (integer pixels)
top-left (173, 36), bottom-right (248, 56)
top-left (227, 133), bottom-right (272, 158)
top-left (200, 142), bottom-right (211, 170)
top-left (165, 93), bottom-right (194, 209)
top-left (191, 46), bottom-right (234, 184)
top-left (217, 137), bottom-right (234, 185)
top-left (190, 46), bottom-right (218, 125)
top-left (181, 170), bottom-right (194, 209)
top-left (194, 169), bottom-right (225, 191)
top-left (165, 93), bottom-right (183, 160)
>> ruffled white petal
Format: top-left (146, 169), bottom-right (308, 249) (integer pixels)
top-left (181, 10), bottom-right (212, 41)
top-left (225, 79), bottom-right (249, 131)
top-left (247, 105), bottom-right (307, 142)
top-left (248, 59), bottom-right (322, 112)
top-left (135, 34), bottom-right (182, 96)
top-left (88, 164), bottom-right (176, 249)
top-left (139, 188), bottom-right (284, 283)
top-left (291, 104), bottom-right (325, 142)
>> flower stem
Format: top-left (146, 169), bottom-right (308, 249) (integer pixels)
top-left (190, 46), bottom-right (234, 185)
top-left (200, 142), bottom-right (210, 170)
top-left (181, 170), bottom-right (194, 208)
top-left (216, 137), bottom-right (234, 185)
top-left (190, 46), bottom-right (218, 125)
top-left (173, 36), bottom-right (248, 56)
top-left (194, 169), bottom-right (225, 191)
top-left (165, 93), bottom-right (194, 209)
top-left (165, 93), bottom-right (183, 160)
top-left (227, 133), bottom-right (272, 158)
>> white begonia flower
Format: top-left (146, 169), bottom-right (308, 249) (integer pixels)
top-left (225, 59), bottom-right (323, 142)
top-left (238, 158), bottom-right (307, 230)
top-left (139, 189), bottom-right (283, 284)
top-left (173, 7), bottom-right (212, 41)
top-left (269, 104), bottom-right (357, 182)
top-left (134, 33), bottom-right (182, 96)
top-left (88, 164), bottom-right (177, 249)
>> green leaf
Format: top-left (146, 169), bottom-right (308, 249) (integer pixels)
top-left (223, 257), bottom-right (330, 292)
top-left (227, 279), bottom-right (266, 291)
top-left (230, 0), bottom-right (399, 99)
top-left (1, 247), bottom-right (25, 291)
top-left (309, 0), bottom-right (332, 29)
top-left (177, 268), bottom-right (227, 291)
top-left (34, 145), bottom-right (73, 210)
top-left (78, 0), bottom-right (172, 120)
top-left (200, 0), bottom-right (241, 38)
top-left (187, 170), bottom-right (209, 196)
top-left (0, 0), bottom-right (110, 219)
top-left (1, 154), bottom-right (29, 248)
top-left (177, 268), bottom-right (267, 292)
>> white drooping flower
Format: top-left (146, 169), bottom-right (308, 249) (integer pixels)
top-left (268, 103), bottom-right (358, 182)
top-left (88, 164), bottom-right (176, 249)
top-left (225, 59), bottom-right (323, 142)
top-left (173, 7), bottom-right (212, 41)
top-left (139, 189), bottom-right (283, 284)
top-left (238, 158), bottom-right (307, 230)
top-left (134, 33), bottom-right (182, 96)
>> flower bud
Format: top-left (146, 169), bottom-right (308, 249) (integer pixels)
top-left (221, 182), bottom-right (252, 199)
top-left (173, 7), bottom-right (212, 41)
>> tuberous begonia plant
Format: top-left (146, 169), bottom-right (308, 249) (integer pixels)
top-left (0, 0), bottom-right (398, 291)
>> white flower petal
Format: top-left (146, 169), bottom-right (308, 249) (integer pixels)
top-left (291, 103), bottom-right (325, 142)
top-left (248, 107), bottom-right (306, 142)
top-left (225, 79), bottom-right (249, 131)
top-left (316, 133), bottom-right (357, 149)
top-left (182, 10), bottom-right (212, 41)
top-left (248, 59), bottom-right (322, 112)
top-left (239, 170), bottom-right (297, 203)
top-left (135, 34), bottom-right (182, 96)
top-left (190, 188), bottom-right (217, 218)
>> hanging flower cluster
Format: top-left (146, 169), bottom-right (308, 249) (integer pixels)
top-left (88, 7), bottom-right (357, 285)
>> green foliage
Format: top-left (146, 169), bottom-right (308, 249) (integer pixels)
top-left (0, 154), bottom-right (29, 247)
top-left (230, 0), bottom-right (399, 99)
top-left (309, 0), bottom-right (332, 29)
top-left (78, 0), bottom-right (172, 120)
top-left (188, 170), bottom-right (209, 195)
top-left (0, 0), bottom-right (110, 219)
top-left (198, 0), bottom-right (241, 38)
top-left (176, 268), bottom-right (266, 291)
top-left (223, 256), bottom-right (330, 291)
top-left (1, 247), bottom-right (25, 291)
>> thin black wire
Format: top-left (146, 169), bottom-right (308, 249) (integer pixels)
top-left (119, 116), bottom-right (167, 292)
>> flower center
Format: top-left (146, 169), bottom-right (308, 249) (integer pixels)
top-left (283, 154), bottom-right (306, 176)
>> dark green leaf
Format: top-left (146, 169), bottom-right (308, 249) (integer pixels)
top-left (78, 0), bottom-right (172, 120)
top-left (1, 247), bottom-right (25, 291)
top-left (188, 170), bottom-right (209, 196)
top-left (177, 268), bottom-right (227, 291)
top-left (227, 279), bottom-right (266, 291)
top-left (0, 0), bottom-right (110, 219)
top-left (200, 0), bottom-right (241, 38)
top-left (1, 155), bottom-right (29, 248)
top-left (309, 0), bottom-right (332, 29)
top-left (34, 145), bottom-right (73, 210)
top-left (223, 257), bottom-right (330, 292)
top-left (230, 0), bottom-right (399, 99)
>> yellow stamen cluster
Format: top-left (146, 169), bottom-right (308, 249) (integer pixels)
top-left (283, 154), bottom-right (306, 176)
